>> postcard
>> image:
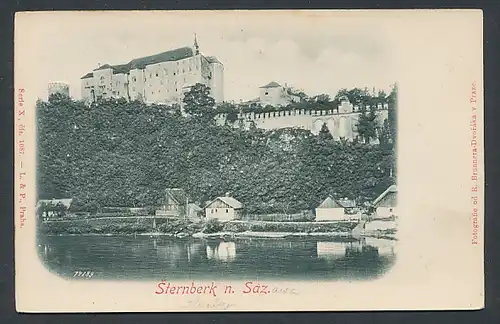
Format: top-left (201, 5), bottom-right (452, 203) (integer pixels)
top-left (14, 10), bottom-right (484, 312)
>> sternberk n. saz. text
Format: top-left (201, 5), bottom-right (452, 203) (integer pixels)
top-left (155, 281), bottom-right (293, 297)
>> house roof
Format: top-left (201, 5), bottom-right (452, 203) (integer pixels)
top-left (37, 198), bottom-right (73, 208)
top-left (317, 197), bottom-right (356, 209)
top-left (372, 185), bottom-right (397, 206)
top-left (206, 196), bottom-right (243, 209)
top-left (259, 81), bottom-right (282, 89)
top-left (165, 188), bottom-right (189, 205)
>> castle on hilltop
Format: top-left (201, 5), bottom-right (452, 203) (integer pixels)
top-left (216, 97), bottom-right (389, 143)
top-left (80, 35), bottom-right (224, 105)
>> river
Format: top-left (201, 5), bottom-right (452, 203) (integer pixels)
top-left (37, 235), bottom-right (396, 281)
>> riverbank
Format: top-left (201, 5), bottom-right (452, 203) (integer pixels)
top-left (39, 217), bottom-right (361, 237)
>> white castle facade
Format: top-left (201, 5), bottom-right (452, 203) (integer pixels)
top-left (80, 36), bottom-right (223, 105)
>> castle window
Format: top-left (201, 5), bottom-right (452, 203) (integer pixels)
top-left (156, 73), bottom-right (159, 77)
top-left (265, 91), bottom-right (269, 95)
top-left (150, 73), bottom-right (152, 78)
top-left (173, 72), bottom-right (176, 76)
top-left (226, 209), bottom-right (228, 213)
top-left (182, 68), bottom-right (185, 73)
top-left (132, 76), bottom-right (136, 82)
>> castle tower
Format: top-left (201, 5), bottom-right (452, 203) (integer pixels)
top-left (193, 33), bottom-right (200, 55)
top-left (48, 81), bottom-right (70, 98)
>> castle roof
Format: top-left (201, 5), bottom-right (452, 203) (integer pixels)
top-left (129, 46), bottom-right (195, 70)
top-left (82, 46), bottom-right (199, 79)
top-left (205, 56), bottom-right (222, 64)
top-left (259, 81), bottom-right (282, 89)
top-left (80, 72), bottom-right (94, 79)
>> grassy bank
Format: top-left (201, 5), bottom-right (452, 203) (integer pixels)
top-left (39, 217), bottom-right (359, 236)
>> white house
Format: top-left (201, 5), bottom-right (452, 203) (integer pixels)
top-left (36, 198), bottom-right (73, 218)
top-left (315, 197), bottom-right (357, 221)
top-left (205, 194), bottom-right (243, 221)
top-left (372, 185), bottom-right (397, 218)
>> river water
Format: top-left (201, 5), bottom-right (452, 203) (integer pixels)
top-left (37, 235), bottom-right (396, 281)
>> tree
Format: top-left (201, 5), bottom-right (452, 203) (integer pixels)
top-left (357, 106), bottom-right (379, 144)
top-left (182, 83), bottom-right (216, 119)
top-left (387, 83), bottom-right (398, 145)
top-left (318, 123), bottom-right (333, 141)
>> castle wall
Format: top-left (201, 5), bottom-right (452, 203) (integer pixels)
top-left (128, 68), bottom-right (145, 101)
top-left (92, 68), bottom-right (114, 100)
top-left (143, 56), bottom-right (202, 104)
top-left (216, 103), bottom-right (389, 144)
top-left (111, 73), bottom-right (128, 99)
top-left (81, 78), bottom-right (95, 103)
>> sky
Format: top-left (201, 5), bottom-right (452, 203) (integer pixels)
top-left (19, 11), bottom-right (398, 102)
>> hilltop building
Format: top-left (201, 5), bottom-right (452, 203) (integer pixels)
top-left (48, 82), bottom-right (70, 98)
top-left (257, 81), bottom-right (301, 107)
top-left (80, 35), bottom-right (224, 105)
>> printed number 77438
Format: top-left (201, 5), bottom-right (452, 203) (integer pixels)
top-left (73, 271), bottom-right (94, 278)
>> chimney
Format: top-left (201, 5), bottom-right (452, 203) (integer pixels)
top-left (225, 192), bottom-right (231, 197)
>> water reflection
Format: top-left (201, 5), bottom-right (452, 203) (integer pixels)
top-left (317, 238), bottom-right (395, 261)
top-left (206, 241), bottom-right (236, 262)
top-left (37, 235), bottom-right (396, 281)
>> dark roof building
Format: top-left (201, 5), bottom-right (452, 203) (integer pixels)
top-left (259, 81), bottom-right (282, 89)
top-left (372, 185), bottom-right (397, 207)
top-left (317, 197), bottom-right (356, 209)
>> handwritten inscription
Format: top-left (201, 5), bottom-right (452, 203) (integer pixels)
top-left (185, 297), bottom-right (235, 310)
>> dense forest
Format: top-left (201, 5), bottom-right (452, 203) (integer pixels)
top-left (37, 85), bottom-right (397, 215)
